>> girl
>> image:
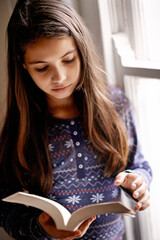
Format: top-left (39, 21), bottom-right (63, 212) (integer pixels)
top-left (0, 0), bottom-right (152, 239)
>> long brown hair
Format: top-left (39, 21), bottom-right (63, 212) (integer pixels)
top-left (0, 0), bottom-right (128, 195)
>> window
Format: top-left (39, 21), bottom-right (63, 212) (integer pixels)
top-left (105, 1), bottom-right (160, 239)
top-left (70, 4), bottom-right (160, 239)
top-left (124, 76), bottom-right (160, 240)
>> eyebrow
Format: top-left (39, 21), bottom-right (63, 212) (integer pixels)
top-left (28, 49), bottom-right (76, 65)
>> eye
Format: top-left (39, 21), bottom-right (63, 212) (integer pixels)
top-left (63, 56), bottom-right (76, 64)
top-left (35, 66), bottom-right (48, 72)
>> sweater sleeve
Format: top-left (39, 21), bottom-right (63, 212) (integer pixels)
top-left (110, 86), bottom-right (152, 187)
top-left (0, 186), bottom-right (53, 240)
top-left (124, 101), bottom-right (152, 187)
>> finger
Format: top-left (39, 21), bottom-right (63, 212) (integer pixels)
top-left (134, 202), bottom-right (143, 211)
top-left (78, 216), bottom-right (96, 237)
top-left (62, 231), bottom-right (81, 240)
top-left (135, 199), bottom-right (150, 211)
top-left (39, 212), bottom-right (81, 239)
top-left (114, 172), bottom-right (128, 185)
top-left (139, 201), bottom-right (150, 211)
top-left (63, 217), bottom-right (96, 240)
top-left (138, 189), bottom-right (150, 203)
top-left (133, 182), bottom-right (147, 199)
top-left (134, 190), bottom-right (150, 211)
top-left (131, 175), bottom-right (144, 191)
top-left (53, 229), bottom-right (81, 240)
top-left (79, 216), bottom-right (96, 231)
top-left (40, 212), bottom-right (51, 221)
top-left (115, 173), bottom-right (137, 191)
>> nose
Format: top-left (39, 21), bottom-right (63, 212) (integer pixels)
top-left (51, 66), bottom-right (66, 84)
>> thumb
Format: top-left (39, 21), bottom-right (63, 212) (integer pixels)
top-left (114, 172), bottom-right (127, 186)
top-left (41, 212), bottom-right (51, 221)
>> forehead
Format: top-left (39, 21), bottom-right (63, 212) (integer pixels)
top-left (24, 36), bottom-right (77, 61)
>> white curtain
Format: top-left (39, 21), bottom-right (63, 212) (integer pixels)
top-left (124, 76), bottom-right (160, 240)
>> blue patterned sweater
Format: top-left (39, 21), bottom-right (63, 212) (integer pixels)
top-left (0, 87), bottom-right (152, 240)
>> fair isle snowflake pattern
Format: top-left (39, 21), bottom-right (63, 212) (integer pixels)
top-left (64, 139), bottom-right (74, 148)
top-left (90, 193), bottom-right (104, 203)
top-left (66, 195), bottom-right (81, 205)
top-left (48, 194), bottom-right (57, 201)
top-left (49, 143), bottom-right (54, 152)
top-left (111, 188), bottom-right (119, 199)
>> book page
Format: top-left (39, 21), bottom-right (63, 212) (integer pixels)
top-left (3, 192), bottom-right (135, 231)
top-left (67, 202), bottom-right (135, 231)
top-left (3, 192), bottom-right (71, 230)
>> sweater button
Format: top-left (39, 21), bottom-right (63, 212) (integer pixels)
top-left (77, 153), bottom-right (82, 157)
top-left (79, 164), bottom-right (83, 169)
top-left (76, 141), bottom-right (80, 146)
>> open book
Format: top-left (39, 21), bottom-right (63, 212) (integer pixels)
top-left (3, 191), bottom-right (135, 231)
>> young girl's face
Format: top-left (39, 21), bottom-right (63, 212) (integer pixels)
top-left (23, 36), bottom-right (81, 104)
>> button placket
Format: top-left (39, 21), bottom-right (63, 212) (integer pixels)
top-left (70, 120), bottom-right (85, 179)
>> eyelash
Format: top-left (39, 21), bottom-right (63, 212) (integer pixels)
top-left (63, 56), bottom-right (76, 64)
top-left (35, 57), bottom-right (76, 72)
top-left (36, 66), bottom-right (48, 72)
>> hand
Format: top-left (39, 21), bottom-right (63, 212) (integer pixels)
top-left (39, 212), bottom-right (96, 240)
top-left (114, 171), bottom-right (150, 211)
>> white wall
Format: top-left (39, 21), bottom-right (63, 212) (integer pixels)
top-left (0, 0), bottom-right (10, 130)
top-left (0, 1), bottom-right (14, 239)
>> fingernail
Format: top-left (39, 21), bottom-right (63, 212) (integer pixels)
top-left (138, 202), bottom-right (142, 208)
top-left (132, 183), bottom-right (136, 189)
top-left (135, 202), bottom-right (142, 211)
top-left (134, 191), bottom-right (139, 198)
top-left (115, 179), bottom-right (121, 184)
top-left (116, 179), bottom-right (121, 182)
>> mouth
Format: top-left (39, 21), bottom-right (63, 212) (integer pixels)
top-left (52, 84), bottom-right (71, 92)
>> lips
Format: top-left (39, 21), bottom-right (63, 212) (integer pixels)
top-left (52, 84), bottom-right (71, 92)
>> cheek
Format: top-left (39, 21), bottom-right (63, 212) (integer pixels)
top-left (73, 61), bottom-right (81, 82)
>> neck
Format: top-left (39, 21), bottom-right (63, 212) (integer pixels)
top-left (47, 96), bottom-right (79, 119)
